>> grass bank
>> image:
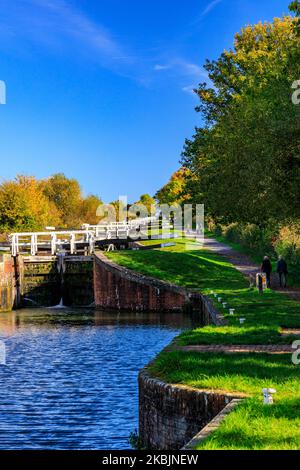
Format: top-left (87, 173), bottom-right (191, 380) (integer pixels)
top-left (107, 238), bottom-right (300, 449)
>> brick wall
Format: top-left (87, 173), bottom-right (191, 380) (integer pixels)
top-left (94, 252), bottom-right (201, 313)
top-left (139, 369), bottom-right (242, 450)
top-left (93, 252), bottom-right (225, 321)
top-left (0, 255), bottom-right (15, 312)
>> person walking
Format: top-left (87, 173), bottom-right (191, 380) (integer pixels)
top-left (261, 255), bottom-right (272, 288)
top-left (276, 255), bottom-right (288, 288)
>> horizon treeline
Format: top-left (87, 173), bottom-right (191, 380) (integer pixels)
top-left (0, 173), bottom-right (103, 232)
top-left (0, 173), bottom-right (157, 233)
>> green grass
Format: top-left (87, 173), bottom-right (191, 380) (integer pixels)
top-left (107, 238), bottom-right (300, 449)
top-left (198, 398), bottom-right (300, 450)
top-left (148, 351), bottom-right (300, 449)
top-left (148, 351), bottom-right (299, 397)
top-left (107, 239), bottom-right (300, 344)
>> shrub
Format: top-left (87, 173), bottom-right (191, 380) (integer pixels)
top-left (274, 223), bottom-right (300, 269)
top-left (210, 221), bottom-right (276, 258)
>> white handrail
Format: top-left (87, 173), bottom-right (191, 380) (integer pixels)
top-left (9, 216), bottom-right (159, 255)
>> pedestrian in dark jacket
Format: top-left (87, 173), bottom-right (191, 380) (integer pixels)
top-left (277, 255), bottom-right (288, 288)
top-left (261, 256), bottom-right (272, 288)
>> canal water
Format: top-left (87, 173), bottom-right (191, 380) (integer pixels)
top-left (0, 308), bottom-right (198, 450)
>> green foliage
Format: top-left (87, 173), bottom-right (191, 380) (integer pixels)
top-left (274, 222), bottom-right (300, 269)
top-left (155, 167), bottom-right (192, 205)
top-left (210, 222), bottom-right (276, 258)
top-left (178, 15), bottom-right (300, 226)
top-left (131, 193), bottom-right (156, 217)
top-left (289, 1), bottom-right (300, 16)
top-left (0, 173), bottom-right (103, 232)
top-left (128, 430), bottom-right (145, 450)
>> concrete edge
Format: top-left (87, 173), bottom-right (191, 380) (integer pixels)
top-left (182, 398), bottom-right (244, 450)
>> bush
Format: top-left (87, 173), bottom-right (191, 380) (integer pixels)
top-left (274, 223), bottom-right (300, 269)
top-left (210, 221), bottom-right (276, 258)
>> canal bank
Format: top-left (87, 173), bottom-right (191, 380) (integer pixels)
top-left (0, 255), bottom-right (15, 312)
top-left (0, 251), bottom-right (219, 318)
top-left (107, 239), bottom-right (300, 450)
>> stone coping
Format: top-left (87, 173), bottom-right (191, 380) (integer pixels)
top-left (179, 344), bottom-right (294, 354)
top-left (182, 399), bottom-right (244, 450)
top-left (139, 367), bottom-right (247, 399)
top-left (140, 367), bottom-right (245, 449)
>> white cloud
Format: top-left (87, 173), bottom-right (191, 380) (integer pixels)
top-left (154, 64), bottom-right (172, 71)
top-left (182, 85), bottom-right (196, 95)
top-left (28, 0), bottom-right (123, 58)
top-left (153, 59), bottom-right (207, 79)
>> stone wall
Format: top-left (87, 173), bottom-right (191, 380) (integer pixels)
top-left (0, 255), bottom-right (15, 312)
top-left (139, 369), bottom-right (242, 450)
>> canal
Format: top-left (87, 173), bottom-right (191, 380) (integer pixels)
top-left (0, 308), bottom-right (198, 449)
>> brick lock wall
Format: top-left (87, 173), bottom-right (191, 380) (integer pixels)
top-left (139, 369), bottom-right (240, 450)
top-left (0, 255), bottom-right (15, 312)
top-left (94, 252), bottom-right (197, 312)
top-left (93, 252), bottom-right (225, 322)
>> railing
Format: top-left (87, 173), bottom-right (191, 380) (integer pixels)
top-left (9, 217), bottom-right (159, 256)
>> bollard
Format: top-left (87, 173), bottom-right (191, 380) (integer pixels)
top-left (239, 317), bottom-right (246, 324)
top-left (262, 388), bottom-right (276, 405)
top-left (229, 308), bottom-right (235, 315)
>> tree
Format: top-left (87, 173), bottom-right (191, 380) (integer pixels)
top-left (155, 168), bottom-right (192, 205)
top-left (181, 14), bottom-right (300, 226)
top-left (132, 194), bottom-right (156, 215)
top-left (289, 1), bottom-right (300, 15)
top-left (41, 173), bottom-right (83, 228)
top-left (0, 175), bottom-right (60, 232)
top-left (79, 194), bottom-right (103, 225)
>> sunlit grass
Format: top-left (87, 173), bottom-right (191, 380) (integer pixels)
top-left (107, 240), bottom-right (300, 343)
top-left (107, 239), bottom-right (300, 449)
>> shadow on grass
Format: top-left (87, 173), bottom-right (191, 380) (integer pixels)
top-left (197, 397), bottom-right (300, 450)
top-left (149, 351), bottom-right (300, 396)
top-left (108, 248), bottom-right (247, 292)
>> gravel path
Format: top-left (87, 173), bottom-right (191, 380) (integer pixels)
top-left (204, 237), bottom-right (300, 302)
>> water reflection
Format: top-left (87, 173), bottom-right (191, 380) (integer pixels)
top-left (0, 308), bottom-right (198, 450)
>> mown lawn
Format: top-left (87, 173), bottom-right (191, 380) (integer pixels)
top-left (107, 239), bottom-right (300, 344)
top-left (107, 238), bottom-right (300, 449)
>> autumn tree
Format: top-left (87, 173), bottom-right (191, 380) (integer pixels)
top-left (155, 168), bottom-right (192, 205)
top-left (80, 194), bottom-right (103, 225)
top-left (131, 194), bottom-right (156, 217)
top-left (41, 173), bottom-right (83, 228)
top-left (0, 176), bottom-right (60, 232)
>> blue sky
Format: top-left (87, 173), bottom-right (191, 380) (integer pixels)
top-left (0, 0), bottom-right (291, 202)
